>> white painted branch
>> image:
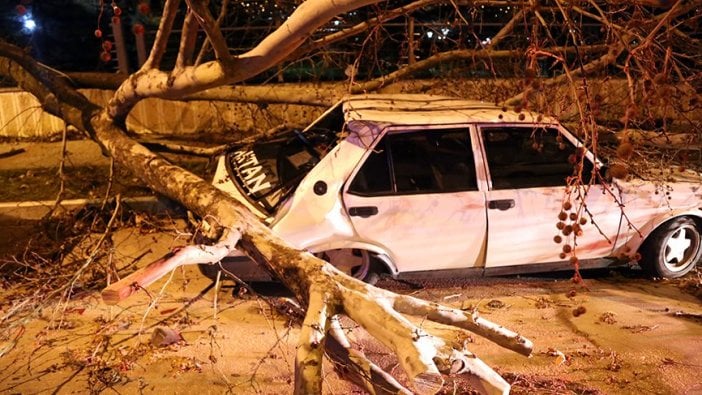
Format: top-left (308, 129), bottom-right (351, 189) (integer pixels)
top-left (340, 286), bottom-right (444, 394)
top-left (326, 316), bottom-right (412, 394)
top-left (101, 229), bottom-right (241, 304)
top-left (392, 295), bottom-right (533, 357)
top-left (449, 349), bottom-right (511, 395)
top-left (295, 287), bottom-right (330, 395)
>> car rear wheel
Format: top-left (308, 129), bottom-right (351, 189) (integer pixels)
top-left (317, 249), bottom-right (380, 285)
top-left (640, 217), bottom-right (702, 278)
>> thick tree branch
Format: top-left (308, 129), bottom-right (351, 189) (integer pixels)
top-left (108, 0), bottom-right (384, 122)
top-left (392, 295), bottom-right (533, 356)
top-left (295, 289), bottom-right (333, 394)
top-left (64, 72), bottom-right (339, 106)
top-left (185, 84), bottom-right (340, 106)
top-left (340, 286), bottom-right (444, 393)
top-left (326, 316), bottom-right (412, 394)
top-left (0, 41), bottom-right (100, 135)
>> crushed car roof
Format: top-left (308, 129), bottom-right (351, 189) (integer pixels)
top-left (342, 94), bottom-right (558, 125)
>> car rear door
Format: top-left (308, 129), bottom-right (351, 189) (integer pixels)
top-left (478, 125), bottom-right (625, 269)
top-left (342, 126), bottom-right (487, 273)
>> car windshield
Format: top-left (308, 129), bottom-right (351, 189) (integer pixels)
top-left (224, 102), bottom-right (344, 214)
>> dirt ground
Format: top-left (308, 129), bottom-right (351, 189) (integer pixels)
top-left (1, 217), bottom-right (700, 394)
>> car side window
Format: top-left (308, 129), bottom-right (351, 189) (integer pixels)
top-left (482, 126), bottom-right (593, 189)
top-left (348, 142), bottom-right (393, 194)
top-left (348, 128), bottom-right (478, 195)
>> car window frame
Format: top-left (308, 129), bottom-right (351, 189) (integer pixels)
top-left (345, 124), bottom-right (484, 197)
top-left (475, 123), bottom-right (603, 191)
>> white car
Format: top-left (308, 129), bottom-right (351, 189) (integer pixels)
top-left (206, 94), bottom-right (702, 283)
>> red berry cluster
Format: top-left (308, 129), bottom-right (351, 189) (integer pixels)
top-left (95, 2), bottom-right (123, 63)
top-left (554, 200), bottom-right (588, 261)
top-left (138, 2), bottom-right (151, 15)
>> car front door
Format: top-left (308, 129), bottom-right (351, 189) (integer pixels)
top-left (479, 125), bottom-right (625, 269)
top-left (342, 126), bottom-right (487, 273)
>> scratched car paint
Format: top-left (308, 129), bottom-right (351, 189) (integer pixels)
top-left (208, 94), bottom-right (702, 283)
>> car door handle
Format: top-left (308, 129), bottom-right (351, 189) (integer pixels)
top-left (348, 206), bottom-right (378, 218)
top-left (488, 199), bottom-right (515, 211)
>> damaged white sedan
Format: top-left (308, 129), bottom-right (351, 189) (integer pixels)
top-left (206, 94), bottom-right (702, 283)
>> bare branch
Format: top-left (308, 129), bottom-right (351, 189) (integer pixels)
top-left (0, 40), bottom-right (99, 134)
top-left (195, 0), bottom-right (230, 65)
top-left (142, 0), bottom-right (181, 70)
top-left (294, 0), bottom-right (441, 58)
top-left (176, 8), bottom-right (201, 70)
top-left (186, 0), bottom-right (233, 63)
top-left (353, 45), bottom-right (608, 93)
top-left (486, 8), bottom-right (527, 50)
top-left (448, 349), bottom-right (511, 395)
top-left (140, 141), bottom-right (227, 157)
top-left (505, 43), bottom-right (625, 107)
top-left (101, 230), bottom-right (241, 304)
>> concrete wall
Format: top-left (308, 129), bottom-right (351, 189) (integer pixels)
top-left (0, 87), bottom-right (327, 139)
top-left (1, 79), bottom-right (698, 139)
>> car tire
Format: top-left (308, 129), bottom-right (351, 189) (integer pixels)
top-left (317, 249), bottom-right (381, 285)
top-left (640, 217), bottom-right (702, 278)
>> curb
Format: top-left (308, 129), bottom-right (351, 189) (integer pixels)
top-left (0, 196), bottom-right (184, 222)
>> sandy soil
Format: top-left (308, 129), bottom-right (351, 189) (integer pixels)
top-left (1, 220), bottom-right (701, 394)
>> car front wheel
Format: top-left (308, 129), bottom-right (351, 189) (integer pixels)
top-left (317, 249), bottom-right (380, 285)
top-left (640, 217), bottom-right (702, 278)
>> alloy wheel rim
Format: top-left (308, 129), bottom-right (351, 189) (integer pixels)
top-left (663, 224), bottom-right (700, 272)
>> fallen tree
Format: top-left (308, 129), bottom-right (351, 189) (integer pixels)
top-left (1, 0), bottom-right (699, 393)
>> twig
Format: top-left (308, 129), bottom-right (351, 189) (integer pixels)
top-left (47, 123), bottom-right (69, 217)
top-left (0, 147), bottom-right (25, 159)
top-left (213, 269), bottom-right (222, 320)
